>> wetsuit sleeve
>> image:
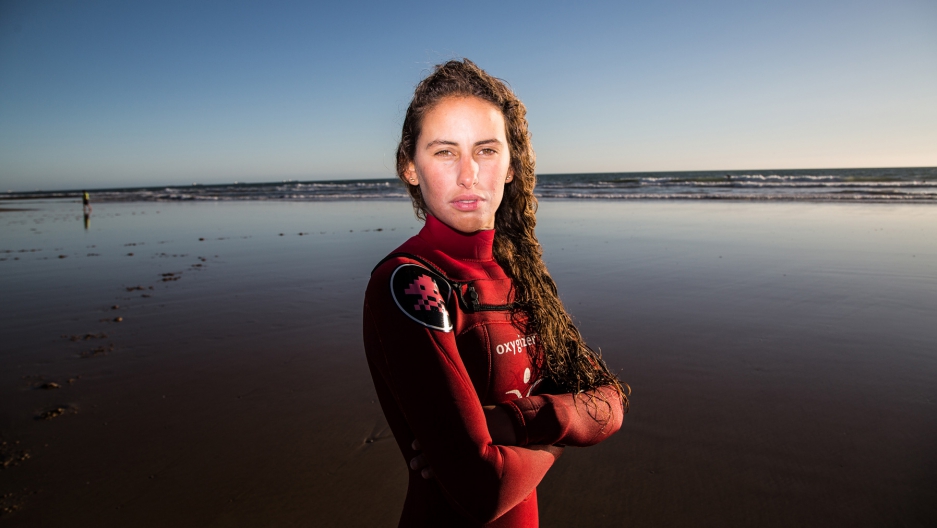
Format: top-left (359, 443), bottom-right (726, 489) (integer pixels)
top-left (499, 386), bottom-right (625, 447)
top-left (363, 263), bottom-right (557, 524)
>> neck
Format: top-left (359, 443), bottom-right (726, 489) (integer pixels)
top-left (419, 215), bottom-right (495, 261)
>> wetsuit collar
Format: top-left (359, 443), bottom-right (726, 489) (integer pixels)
top-left (419, 215), bottom-right (495, 261)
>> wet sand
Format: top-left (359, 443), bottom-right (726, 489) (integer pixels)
top-left (1, 199), bottom-right (935, 527)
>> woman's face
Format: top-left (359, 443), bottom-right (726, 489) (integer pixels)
top-left (406, 96), bottom-right (513, 233)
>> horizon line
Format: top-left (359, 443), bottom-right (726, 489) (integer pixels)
top-left (3, 165), bottom-right (936, 196)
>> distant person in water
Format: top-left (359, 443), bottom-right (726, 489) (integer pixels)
top-left (82, 190), bottom-right (92, 229)
top-left (362, 59), bottom-right (629, 528)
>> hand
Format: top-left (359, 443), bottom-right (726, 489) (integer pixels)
top-left (527, 443), bottom-right (564, 461)
top-left (409, 440), bottom-right (434, 480)
top-left (483, 405), bottom-right (518, 445)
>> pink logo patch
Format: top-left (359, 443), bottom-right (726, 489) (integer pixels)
top-left (404, 274), bottom-right (448, 315)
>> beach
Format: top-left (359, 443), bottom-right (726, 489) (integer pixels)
top-left (1, 198), bottom-right (935, 526)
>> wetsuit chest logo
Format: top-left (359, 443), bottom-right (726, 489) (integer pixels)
top-left (390, 264), bottom-right (453, 332)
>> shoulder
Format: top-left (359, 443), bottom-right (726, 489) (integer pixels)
top-left (368, 254), bottom-right (455, 333)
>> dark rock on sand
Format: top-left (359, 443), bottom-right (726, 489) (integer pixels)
top-left (36, 406), bottom-right (69, 420)
top-left (80, 344), bottom-right (114, 358)
top-left (0, 491), bottom-right (26, 516)
top-left (1, 444), bottom-right (31, 470)
top-left (66, 333), bottom-right (107, 341)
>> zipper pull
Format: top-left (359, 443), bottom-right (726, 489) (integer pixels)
top-left (467, 284), bottom-right (480, 310)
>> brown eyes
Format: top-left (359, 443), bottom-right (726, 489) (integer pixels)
top-left (432, 148), bottom-right (499, 157)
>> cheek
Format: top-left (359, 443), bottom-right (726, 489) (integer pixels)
top-left (489, 176), bottom-right (507, 210)
top-left (416, 174), bottom-right (445, 214)
top-left (493, 184), bottom-right (506, 207)
top-left (415, 158), bottom-right (445, 185)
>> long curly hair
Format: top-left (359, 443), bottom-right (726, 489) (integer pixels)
top-left (396, 59), bottom-right (629, 415)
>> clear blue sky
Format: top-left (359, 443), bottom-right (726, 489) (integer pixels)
top-left (1, 0), bottom-right (935, 191)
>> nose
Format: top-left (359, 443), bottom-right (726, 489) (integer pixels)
top-left (457, 154), bottom-right (479, 188)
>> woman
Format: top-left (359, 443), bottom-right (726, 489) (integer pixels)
top-left (363, 59), bottom-right (628, 528)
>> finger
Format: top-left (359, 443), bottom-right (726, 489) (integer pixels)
top-left (549, 445), bottom-right (565, 460)
top-left (409, 453), bottom-right (427, 471)
top-left (411, 439), bottom-right (421, 451)
top-left (421, 467), bottom-right (435, 480)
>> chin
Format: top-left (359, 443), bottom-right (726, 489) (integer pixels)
top-left (449, 218), bottom-right (488, 233)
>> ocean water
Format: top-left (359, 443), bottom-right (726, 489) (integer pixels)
top-left (5, 167), bottom-right (936, 203)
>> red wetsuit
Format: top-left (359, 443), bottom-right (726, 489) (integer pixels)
top-left (363, 215), bottom-right (624, 528)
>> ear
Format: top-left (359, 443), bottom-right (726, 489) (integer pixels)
top-left (405, 162), bottom-right (419, 186)
top-left (505, 167), bottom-right (514, 183)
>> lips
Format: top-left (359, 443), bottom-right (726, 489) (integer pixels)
top-left (450, 194), bottom-right (484, 211)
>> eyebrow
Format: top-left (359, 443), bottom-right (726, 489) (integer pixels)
top-left (424, 138), bottom-right (504, 149)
